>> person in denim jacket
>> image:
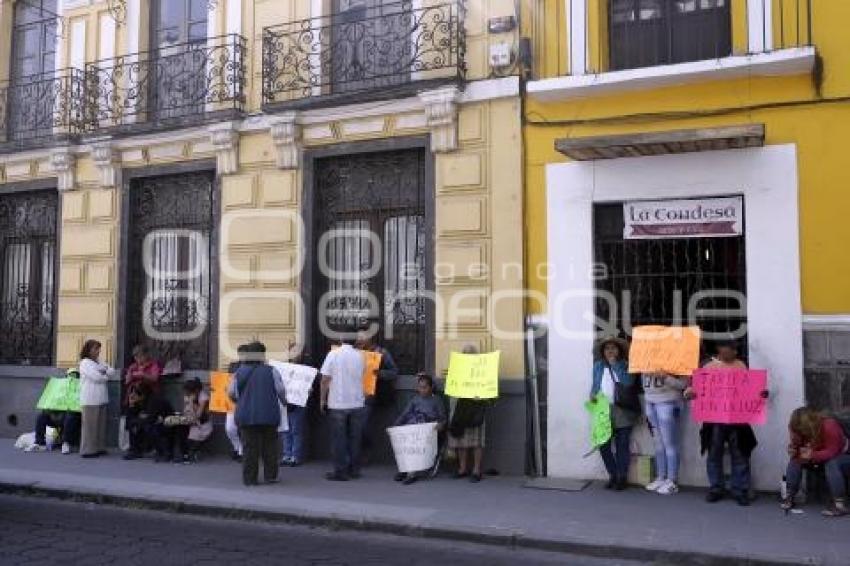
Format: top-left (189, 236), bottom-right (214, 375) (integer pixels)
top-left (590, 337), bottom-right (640, 491)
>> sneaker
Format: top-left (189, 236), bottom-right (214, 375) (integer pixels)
top-left (61, 443), bottom-right (71, 455)
top-left (645, 478), bottom-right (665, 492)
top-left (25, 443), bottom-right (47, 453)
top-left (657, 480), bottom-right (679, 495)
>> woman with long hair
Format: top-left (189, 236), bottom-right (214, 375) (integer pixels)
top-left (79, 339), bottom-right (116, 458)
top-left (782, 407), bottom-right (850, 517)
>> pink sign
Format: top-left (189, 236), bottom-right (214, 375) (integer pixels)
top-left (690, 369), bottom-right (768, 425)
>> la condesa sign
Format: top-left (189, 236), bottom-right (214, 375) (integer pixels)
top-left (623, 196), bottom-right (743, 239)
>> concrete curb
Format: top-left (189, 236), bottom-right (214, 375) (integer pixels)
top-left (0, 481), bottom-right (821, 566)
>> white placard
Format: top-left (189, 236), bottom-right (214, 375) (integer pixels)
top-left (269, 361), bottom-right (318, 408)
top-left (623, 196), bottom-right (743, 239)
top-left (387, 422), bottom-right (439, 473)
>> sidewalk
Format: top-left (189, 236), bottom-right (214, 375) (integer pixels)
top-left (0, 439), bottom-right (845, 566)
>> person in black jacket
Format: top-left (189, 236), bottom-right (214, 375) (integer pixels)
top-left (123, 381), bottom-right (172, 461)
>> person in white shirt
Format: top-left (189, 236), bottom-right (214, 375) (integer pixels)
top-left (320, 336), bottom-right (366, 481)
top-left (78, 339), bottom-right (116, 458)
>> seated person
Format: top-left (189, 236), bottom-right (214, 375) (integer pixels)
top-left (28, 368), bottom-right (82, 455)
top-left (164, 378), bottom-right (213, 464)
top-left (781, 406), bottom-right (850, 517)
top-left (393, 373), bottom-right (446, 485)
top-left (124, 345), bottom-right (162, 406)
top-left (123, 381), bottom-right (173, 461)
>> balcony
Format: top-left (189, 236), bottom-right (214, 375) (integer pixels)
top-left (0, 68), bottom-right (87, 151)
top-left (85, 34), bottom-right (246, 135)
top-left (529, 0), bottom-right (815, 101)
top-left (261, 0), bottom-right (466, 112)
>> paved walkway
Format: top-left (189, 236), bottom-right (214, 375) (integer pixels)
top-left (0, 440), bottom-right (846, 565)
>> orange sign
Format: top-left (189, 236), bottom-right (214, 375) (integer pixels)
top-left (210, 372), bottom-right (235, 413)
top-left (627, 326), bottom-right (701, 376)
top-left (362, 351), bottom-right (382, 396)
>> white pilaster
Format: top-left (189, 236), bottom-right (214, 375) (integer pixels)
top-left (91, 140), bottom-right (121, 188)
top-left (748, 0), bottom-right (774, 53)
top-left (567, 0), bottom-right (587, 75)
top-left (50, 148), bottom-right (76, 192)
top-left (208, 121), bottom-right (241, 176)
top-left (418, 86), bottom-right (461, 153)
top-left (269, 112), bottom-right (301, 170)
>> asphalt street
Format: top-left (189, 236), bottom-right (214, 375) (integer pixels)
top-left (0, 494), bottom-right (647, 566)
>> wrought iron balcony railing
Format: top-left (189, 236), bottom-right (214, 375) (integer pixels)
top-left (262, 1), bottom-right (466, 111)
top-left (0, 68), bottom-right (87, 149)
top-left (85, 34), bottom-right (246, 134)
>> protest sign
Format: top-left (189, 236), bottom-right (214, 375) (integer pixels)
top-left (36, 377), bottom-right (81, 412)
top-left (361, 351), bottom-right (382, 396)
top-left (209, 372), bottom-right (235, 413)
top-left (690, 368), bottom-right (768, 425)
top-left (628, 325), bottom-right (701, 376)
top-left (585, 393), bottom-right (613, 448)
top-left (269, 360), bottom-right (318, 407)
top-left (387, 422), bottom-right (439, 473)
top-left (444, 351), bottom-right (500, 399)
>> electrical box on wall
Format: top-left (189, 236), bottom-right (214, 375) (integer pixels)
top-left (489, 42), bottom-right (513, 69)
top-left (488, 16), bottom-right (517, 34)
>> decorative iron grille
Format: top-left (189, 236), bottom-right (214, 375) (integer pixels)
top-left (593, 202), bottom-right (747, 355)
top-left (0, 68), bottom-right (87, 147)
top-left (314, 149), bottom-right (430, 374)
top-left (0, 189), bottom-right (57, 365)
top-left (262, 0), bottom-right (466, 109)
top-left (126, 172), bottom-right (215, 370)
top-left (85, 34), bottom-right (246, 132)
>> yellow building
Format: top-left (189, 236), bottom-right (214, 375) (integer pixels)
top-left (522, 0), bottom-right (850, 488)
top-left (0, 0), bottom-right (527, 471)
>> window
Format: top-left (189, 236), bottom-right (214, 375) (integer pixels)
top-left (0, 190), bottom-right (57, 365)
top-left (150, 0), bottom-right (209, 120)
top-left (609, 0), bottom-right (731, 71)
top-left (125, 172), bottom-right (215, 369)
top-left (8, 0), bottom-right (58, 141)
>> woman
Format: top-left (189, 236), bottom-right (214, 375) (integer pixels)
top-left (781, 407), bottom-right (850, 517)
top-left (393, 373), bottom-right (447, 485)
top-left (164, 378), bottom-right (213, 463)
top-left (124, 344), bottom-right (162, 404)
top-left (79, 340), bottom-right (116, 458)
top-left (123, 381), bottom-right (172, 461)
top-left (590, 337), bottom-right (640, 491)
top-left (448, 345), bottom-right (488, 483)
top-left (643, 368), bottom-right (689, 495)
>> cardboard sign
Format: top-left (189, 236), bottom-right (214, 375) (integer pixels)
top-left (585, 393), bottom-right (613, 448)
top-left (690, 368), bottom-right (768, 425)
top-left (268, 360), bottom-right (318, 407)
top-left (209, 372), bottom-right (235, 414)
top-left (36, 377), bottom-right (81, 413)
top-left (387, 422), bottom-right (439, 473)
top-left (444, 351), bottom-right (500, 399)
top-left (628, 325), bottom-right (701, 376)
top-left (362, 351), bottom-right (382, 396)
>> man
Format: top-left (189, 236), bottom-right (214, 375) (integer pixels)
top-left (320, 332), bottom-right (366, 481)
top-left (355, 330), bottom-right (398, 465)
top-left (229, 341), bottom-right (287, 486)
top-left (687, 339), bottom-right (766, 506)
top-left (28, 368), bottom-right (82, 455)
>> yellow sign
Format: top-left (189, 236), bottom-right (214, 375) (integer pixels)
top-left (445, 351), bottom-right (500, 399)
top-left (362, 351), bottom-right (382, 396)
top-left (209, 372), bottom-right (235, 413)
top-left (628, 326), bottom-right (701, 376)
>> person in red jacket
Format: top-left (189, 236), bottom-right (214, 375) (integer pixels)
top-left (124, 345), bottom-right (162, 404)
top-left (781, 407), bottom-right (850, 517)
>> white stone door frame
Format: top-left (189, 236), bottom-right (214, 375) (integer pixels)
top-left (545, 144), bottom-right (803, 490)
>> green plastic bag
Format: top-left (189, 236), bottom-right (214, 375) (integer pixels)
top-left (585, 393), bottom-right (613, 448)
top-left (36, 377), bottom-right (81, 412)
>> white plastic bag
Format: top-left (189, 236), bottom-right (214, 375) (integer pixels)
top-left (14, 432), bottom-right (35, 450)
top-left (118, 416), bottom-right (130, 451)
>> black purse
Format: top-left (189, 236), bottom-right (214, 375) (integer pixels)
top-left (608, 364), bottom-right (641, 413)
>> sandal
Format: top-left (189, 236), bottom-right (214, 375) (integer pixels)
top-left (780, 498), bottom-right (795, 511)
top-left (822, 502), bottom-right (848, 518)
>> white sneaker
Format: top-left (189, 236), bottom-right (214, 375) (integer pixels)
top-left (61, 442), bottom-right (71, 455)
top-left (25, 444), bottom-right (47, 453)
top-left (645, 478), bottom-right (666, 492)
top-left (657, 480), bottom-right (679, 495)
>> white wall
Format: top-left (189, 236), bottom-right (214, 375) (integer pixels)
top-left (545, 145), bottom-right (803, 491)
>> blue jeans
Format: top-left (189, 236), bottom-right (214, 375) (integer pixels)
top-left (329, 407), bottom-right (366, 476)
top-left (706, 424), bottom-right (751, 496)
top-left (645, 400), bottom-right (682, 482)
top-left (35, 411), bottom-right (81, 447)
top-left (600, 426), bottom-right (632, 482)
top-left (786, 453), bottom-right (850, 499)
top-left (282, 405), bottom-right (307, 463)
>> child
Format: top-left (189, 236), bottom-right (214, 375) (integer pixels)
top-left (164, 378), bottom-right (212, 463)
top-left (393, 373), bottom-right (446, 485)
